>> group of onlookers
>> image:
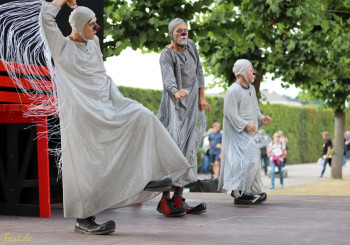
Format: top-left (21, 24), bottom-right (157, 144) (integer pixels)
top-left (200, 123), bottom-right (222, 179)
top-left (200, 124), bottom-right (350, 189)
top-left (201, 127), bottom-right (290, 189)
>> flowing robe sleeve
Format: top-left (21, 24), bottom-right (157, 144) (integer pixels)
top-left (159, 50), bottom-right (178, 97)
top-left (40, 2), bottom-right (67, 60)
top-left (224, 86), bottom-right (248, 132)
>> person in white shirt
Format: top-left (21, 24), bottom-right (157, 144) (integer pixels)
top-left (268, 133), bottom-right (287, 188)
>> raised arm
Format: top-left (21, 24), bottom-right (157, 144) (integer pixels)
top-left (39, 0), bottom-right (76, 59)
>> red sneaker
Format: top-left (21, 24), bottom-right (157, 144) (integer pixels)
top-left (172, 197), bottom-right (207, 214)
top-left (156, 197), bottom-right (186, 217)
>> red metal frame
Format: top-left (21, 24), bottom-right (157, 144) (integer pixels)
top-left (0, 60), bottom-right (55, 218)
top-left (0, 106), bottom-right (51, 217)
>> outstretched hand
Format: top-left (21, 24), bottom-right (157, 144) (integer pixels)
top-left (262, 115), bottom-right (271, 125)
top-left (245, 123), bottom-right (256, 132)
top-left (198, 97), bottom-right (211, 111)
top-left (174, 89), bottom-right (189, 100)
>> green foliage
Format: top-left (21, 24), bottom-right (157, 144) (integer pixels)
top-left (204, 95), bottom-right (224, 127)
top-left (118, 86), bottom-right (350, 165)
top-left (118, 86), bottom-right (162, 114)
top-left (260, 104), bottom-right (339, 165)
top-left (268, 0), bottom-right (350, 112)
top-left (103, 0), bottom-right (213, 57)
top-left (191, 0), bottom-right (350, 112)
top-left (104, 0), bottom-right (349, 111)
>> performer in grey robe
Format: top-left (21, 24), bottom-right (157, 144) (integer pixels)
top-left (218, 59), bottom-right (271, 205)
top-left (156, 18), bottom-right (211, 216)
top-left (40, 0), bottom-right (192, 234)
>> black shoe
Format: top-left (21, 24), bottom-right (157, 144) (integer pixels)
top-left (254, 192), bottom-right (267, 204)
top-left (233, 192), bottom-right (267, 205)
top-left (75, 216), bottom-right (115, 235)
top-left (156, 197), bottom-right (186, 217)
top-left (144, 178), bottom-right (172, 192)
top-left (231, 191), bottom-right (255, 205)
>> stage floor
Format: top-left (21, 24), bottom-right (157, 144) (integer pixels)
top-left (1, 192), bottom-right (350, 244)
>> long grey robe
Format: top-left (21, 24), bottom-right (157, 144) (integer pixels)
top-left (157, 40), bottom-right (206, 187)
top-left (40, 2), bottom-right (191, 218)
top-left (219, 82), bottom-right (266, 194)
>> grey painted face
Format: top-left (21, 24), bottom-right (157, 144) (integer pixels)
top-left (69, 6), bottom-right (95, 42)
top-left (232, 59), bottom-right (252, 83)
top-left (168, 18), bottom-right (186, 47)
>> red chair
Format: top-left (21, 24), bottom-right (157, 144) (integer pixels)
top-left (0, 60), bottom-right (57, 217)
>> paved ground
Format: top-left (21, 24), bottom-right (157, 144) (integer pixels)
top-left (1, 193), bottom-right (350, 245)
top-left (1, 163), bottom-right (350, 245)
top-left (261, 162), bottom-right (350, 190)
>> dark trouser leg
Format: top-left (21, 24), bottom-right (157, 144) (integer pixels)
top-left (320, 159), bottom-right (327, 177)
top-left (278, 162), bottom-right (284, 186)
top-left (262, 154), bottom-right (268, 175)
top-left (270, 161), bottom-right (276, 188)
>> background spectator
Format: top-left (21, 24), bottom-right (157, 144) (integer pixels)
top-left (345, 131), bottom-right (350, 166)
top-left (259, 129), bottom-right (269, 175)
top-left (268, 132), bottom-right (287, 189)
top-left (278, 130), bottom-right (288, 167)
top-left (209, 122), bottom-right (222, 179)
top-left (200, 128), bottom-right (214, 176)
top-left (320, 131), bottom-right (332, 178)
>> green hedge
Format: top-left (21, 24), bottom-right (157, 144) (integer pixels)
top-left (118, 86), bottom-right (162, 114)
top-left (118, 86), bottom-right (350, 165)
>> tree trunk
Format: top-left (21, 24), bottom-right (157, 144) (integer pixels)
top-left (252, 73), bottom-right (263, 94)
top-left (331, 111), bottom-right (345, 179)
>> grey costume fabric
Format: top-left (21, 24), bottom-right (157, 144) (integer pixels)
top-left (218, 82), bottom-right (269, 194)
top-left (157, 39), bottom-right (206, 186)
top-left (232, 59), bottom-right (252, 83)
top-left (68, 6), bottom-right (95, 42)
top-left (40, 2), bottom-right (191, 218)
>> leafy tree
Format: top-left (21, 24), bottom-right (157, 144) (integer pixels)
top-left (192, 0), bottom-right (320, 92)
top-left (103, 0), bottom-right (213, 57)
top-left (194, 0), bottom-right (350, 178)
top-left (269, 0), bottom-right (350, 178)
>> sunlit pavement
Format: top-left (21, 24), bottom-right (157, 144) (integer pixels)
top-left (261, 162), bottom-right (350, 189)
top-left (1, 193), bottom-right (350, 244)
top-left (1, 163), bottom-right (350, 244)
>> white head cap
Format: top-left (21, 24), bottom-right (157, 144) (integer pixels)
top-left (232, 59), bottom-right (252, 83)
top-left (69, 6), bottom-right (95, 42)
